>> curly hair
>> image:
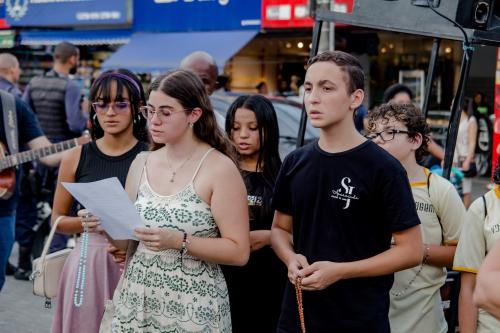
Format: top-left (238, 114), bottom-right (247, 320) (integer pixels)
top-left (367, 102), bottom-right (430, 161)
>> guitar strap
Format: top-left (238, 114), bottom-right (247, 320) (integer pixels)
top-left (0, 90), bottom-right (18, 155)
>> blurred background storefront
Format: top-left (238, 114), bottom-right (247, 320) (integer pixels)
top-left (0, 0), bottom-right (496, 110)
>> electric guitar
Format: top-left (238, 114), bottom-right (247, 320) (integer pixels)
top-left (0, 133), bottom-right (90, 199)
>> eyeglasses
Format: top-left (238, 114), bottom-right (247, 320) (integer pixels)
top-left (366, 129), bottom-right (409, 142)
top-left (92, 101), bottom-right (130, 114)
top-left (139, 106), bottom-right (187, 121)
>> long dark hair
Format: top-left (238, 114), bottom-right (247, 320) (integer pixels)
top-left (88, 69), bottom-right (148, 141)
top-left (148, 70), bottom-right (236, 160)
top-left (225, 95), bottom-right (282, 187)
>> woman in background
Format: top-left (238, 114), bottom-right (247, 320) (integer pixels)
top-left (223, 95), bottom-right (286, 333)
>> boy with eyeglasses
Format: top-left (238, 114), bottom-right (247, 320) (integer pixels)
top-left (271, 51), bottom-right (423, 332)
top-left (367, 102), bottom-right (464, 333)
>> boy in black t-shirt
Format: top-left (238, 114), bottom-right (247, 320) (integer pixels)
top-left (271, 51), bottom-right (423, 332)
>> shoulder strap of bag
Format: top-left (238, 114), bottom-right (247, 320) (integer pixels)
top-left (482, 195), bottom-right (488, 219)
top-left (124, 151), bottom-right (150, 268)
top-left (426, 171), bottom-right (445, 244)
top-left (36, 215), bottom-right (66, 270)
top-left (0, 90), bottom-right (18, 154)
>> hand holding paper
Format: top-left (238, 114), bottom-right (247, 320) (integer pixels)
top-left (63, 177), bottom-right (144, 240)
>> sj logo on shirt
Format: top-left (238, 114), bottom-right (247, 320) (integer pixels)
top-left (331, 177), bottom-right (359, 209)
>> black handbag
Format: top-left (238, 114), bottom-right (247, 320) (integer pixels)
top-left (462, 162), bottom-right (477, 178)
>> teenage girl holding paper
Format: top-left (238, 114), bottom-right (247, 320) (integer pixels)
top-left (50, 69), bottom-right (148, 333)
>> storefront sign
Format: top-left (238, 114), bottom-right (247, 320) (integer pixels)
top-left (5, 0), bottom-right (132, 27)
top-left (492, 48), bottom-right (500, 174)
top-left (262, 0), bottom-right (353, 28)
top-left (133, 0), bottom-right (261, 32)
top-left (0, 2), bottom-right (11, 29)
top-left (0, 29), bottom-right (14, 48)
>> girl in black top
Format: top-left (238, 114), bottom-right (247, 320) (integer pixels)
top-left (223, 95), bottom-right (286, 332)
top-left (50, 69), bottom-right (148, 333)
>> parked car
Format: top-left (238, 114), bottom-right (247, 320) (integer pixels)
top-left (210, 94), bottom-right (320, 158)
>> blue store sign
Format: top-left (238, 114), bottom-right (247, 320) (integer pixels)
top-left (134, 0), bottom-right (261, 32)
top-left (5, 0), bottom-right (132, 27)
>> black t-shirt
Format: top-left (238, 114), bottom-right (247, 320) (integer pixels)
top-left (0, 97), bottom-right (43, 216)
top-left (273, 140), bottom-right (420, 333)
top-left (223, 171), bottom-right (287, 333)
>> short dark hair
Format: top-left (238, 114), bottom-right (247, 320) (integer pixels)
top-left (53, 42), bottom-right (78, 64)
top-left (367, 102), bottom-right (430, 161)
top-left (307, 51), bottom-right (364, 94)
top-left (383, 84), bottom-right (413, 103)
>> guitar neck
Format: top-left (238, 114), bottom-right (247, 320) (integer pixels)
top-left (0, 138), bottom-right (78, 170)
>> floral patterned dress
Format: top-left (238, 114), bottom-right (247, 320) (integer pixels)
top-left (111, 148), bottom-right (231, 332)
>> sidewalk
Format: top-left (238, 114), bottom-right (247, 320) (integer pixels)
top-left (0, 243), bottom-right (54, 333)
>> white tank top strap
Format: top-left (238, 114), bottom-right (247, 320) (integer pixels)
top-left (191, 148), bottom-right (215, 182)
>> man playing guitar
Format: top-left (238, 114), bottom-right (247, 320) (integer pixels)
top-left (0, 91), bottom-right (81, 292)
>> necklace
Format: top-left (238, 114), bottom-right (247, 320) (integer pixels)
top-left (166, 148), bottom-right (197, 183)
top-left (73, 228), bottom-right (89, 307)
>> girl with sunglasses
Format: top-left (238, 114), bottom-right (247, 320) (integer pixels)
top-left (50, 69), bottom-right (148, 333)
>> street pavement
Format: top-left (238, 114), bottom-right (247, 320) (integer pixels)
top-left (0, 176), bottom-right (492, 332)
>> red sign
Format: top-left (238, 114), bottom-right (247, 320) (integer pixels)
top-left (262, 0), bottom-right (353, 28)
top-left (0, 19), bottom-right (9, 29)
top-left (493, 48), bottom-right (500, 176)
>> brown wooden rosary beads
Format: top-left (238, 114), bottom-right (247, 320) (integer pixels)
top-left (295, 277), bottom-right (306, 333)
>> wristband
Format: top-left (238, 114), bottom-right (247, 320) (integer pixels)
top-left (180, 232), bottom-right (189, 255)
top-left (422, 244), bottom-right (430, 264)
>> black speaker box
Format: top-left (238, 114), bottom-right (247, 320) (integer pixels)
top-left (456, 0), bottom-right (500, 31)
top-left (313, 0), bottom-right (500, 46)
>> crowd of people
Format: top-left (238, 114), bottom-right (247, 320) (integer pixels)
top-left (1, 42), bottom-right (500, 333)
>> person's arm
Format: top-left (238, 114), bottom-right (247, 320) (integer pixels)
top-left (453, 198), bottom-right (486, 332)
top-left (428, 138), bottom-right (445, 161)
top-left (427, 176), bottom-right (466, 268)
top-left (460, 272), bottom-right (478, 333)
top-left (463, 118), bottom-right (478, 171)
top-left (26, 136), bottom-right (63, 167)
top-left (65, 81), bottom-right (88, 134)
top-left (298, 225), bottom-right (422, 290)
top-left (17, 98), bottom-right (62, 167)
top-left (271, 210), bottom-right (309, 285)
top-left (474, 240), bottom-right (500, 319)
top-left (133, 153), bottom-right (250, 266)
top-left (249, 230), bottom-right (271, 252)
top-left (50, 146), bottom-right (94, 234)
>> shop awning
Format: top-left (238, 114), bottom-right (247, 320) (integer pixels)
top-left (100, 30), bottom-right (258, 73)
top-left (20, 29), bottom-right (132, 46)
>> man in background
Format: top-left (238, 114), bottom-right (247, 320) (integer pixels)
top-left (0, 53), bottom-right (22, 98)
top-left (23, 41), bottom-right (88, 252)
top-left (180, 51), bottom-right (225, 127)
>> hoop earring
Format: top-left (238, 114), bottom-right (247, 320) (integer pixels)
top-left (92, 113), bottom-right (98, 127)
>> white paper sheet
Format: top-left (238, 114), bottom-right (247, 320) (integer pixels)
top-left (62, 177), bottom-right (143, 240)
